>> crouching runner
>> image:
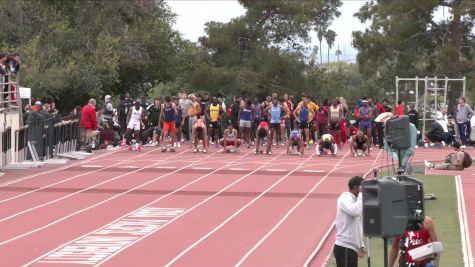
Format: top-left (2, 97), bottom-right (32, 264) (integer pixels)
top-left (287, 128), bottom-right (304, 155)
top-left (317, 133), bottom-right (337, 157)
top-left (192, 116), bottom-right (208, 153)
top-left (219, 123), bottom-right (241, 153)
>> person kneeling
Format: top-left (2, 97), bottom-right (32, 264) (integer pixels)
top-left (192, 117), bottom-right (208, 153)
top-left (219, 123), bottom-right (241, 153)
top-left (317, 133), bottom-right (337, 157)
top-left (287, 129), bottom-right (304, 155)
top-left (425, 142), bottom-right (471, 170)
top-left (351, 131), bottom-right (370, 157)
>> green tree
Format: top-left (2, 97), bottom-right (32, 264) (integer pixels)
top-left (324, 29), bottom-right (337, 65)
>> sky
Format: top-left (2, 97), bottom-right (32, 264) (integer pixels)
top-left (166, 0), bottom-right (368, 63)
top-left (165, 1), bottom-right (456, 63)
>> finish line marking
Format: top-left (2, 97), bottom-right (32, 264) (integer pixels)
top-left (36, 207), bottom-right (185, 265)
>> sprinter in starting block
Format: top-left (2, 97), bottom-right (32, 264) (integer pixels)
top-left (286, 128), bottom-right (304, 155)
top-left (316, 133), bottom-right (337, 157)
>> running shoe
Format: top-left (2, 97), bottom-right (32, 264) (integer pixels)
top-left (170, 147), bottom-right (176, 152)
top-left (203, 149), bottom-right (207, 153)
top-left (192, 148), bottom-right (198, 153)
top-left (267, 151), bottom-right (272, 155)
top-left (247, 143), bottom-right (250, 148)
top-left (161, 146), bottom-right (167, 152)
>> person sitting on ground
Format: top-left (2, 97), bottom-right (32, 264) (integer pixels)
top-left (286, 128), bottom-right (304, 155)
top-left (425, 142), bottom-right (471, 170)
top-left (192, 116), bottom-right (208, 153)
top-left (351, 131), bottom-right (370, 157)
top-left (255, 118), bottom-right (270, 154)
top-left (219, 123), bottom-right (241, 153)
top-left (317, 133), bottom-right (337, 157)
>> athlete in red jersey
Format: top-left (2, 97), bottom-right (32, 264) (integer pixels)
top-left (389, 216), bottom-right (439, 267)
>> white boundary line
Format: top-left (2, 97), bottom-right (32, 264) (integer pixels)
top-left (163, 150), bottom-right (323, 267)
top-left (456, 175), bottom-right (474, 267)
top-left (23, 149), bottom-right (258, 266)
top-left (0, 149), bottom-right (119, 188)
top-left (0, 148), bottom-right (160, 203)
top-left (235, 151), bottom-right (350, 266)
top-left (0, 148), bottom-right (225, 247)
top-left (303, 149), bottom-right (383, 267)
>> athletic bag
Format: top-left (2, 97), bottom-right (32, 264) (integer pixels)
top-left (463, 152), bottom-right (472, 168)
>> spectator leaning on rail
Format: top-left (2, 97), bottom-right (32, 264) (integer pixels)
top-left (455, 96), bottom-right (473, 148)
top-left (80, 99), bottom-right (99, 146)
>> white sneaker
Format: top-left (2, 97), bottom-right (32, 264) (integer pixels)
top-left (203, 149), bottom-right (207, 153)
top-left (192, 148), bottom-right (198, 153)
top-left (424, 160), bottom-right (432, 169)
top-left (461, 145), bottom-right (467, 149)
top-left (177, 142), bottom-right (181, 148)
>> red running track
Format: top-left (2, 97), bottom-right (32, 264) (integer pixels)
top-left (0, 145), bottom-right (447, 267)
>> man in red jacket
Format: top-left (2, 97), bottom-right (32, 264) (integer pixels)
top-left (80, 99), bottom-right (99, 146)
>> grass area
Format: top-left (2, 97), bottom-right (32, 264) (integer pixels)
top-left (326, 175), bottom-right (463, 267)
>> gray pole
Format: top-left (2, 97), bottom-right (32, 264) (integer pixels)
top-left (434, 76), bottom-right (438, 112)
top-left (395, 76), bottom-right (399, 105)
top-left (415, 76), bottom-right (419, 108)
top-left (463, 77), bottom-right (466, 97)
top-left (443, 76), bottom-right (448, 108)
top-left (422, 77), bottom-right (428, 138)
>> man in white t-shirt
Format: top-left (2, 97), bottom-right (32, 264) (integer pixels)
top-left (333, 176), bottom-right (365, 267)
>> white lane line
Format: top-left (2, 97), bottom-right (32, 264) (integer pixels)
top-left (24, 149), bottom-right (256, 267)
top-left (303, 149), bottom-right (383, 267)
top-left (0, 149), bottom-right (160, 204)
top-left (119, 166), bottom-right (138, 169)
top-left (164, 151), bottom-right (318, 267)
top-left (94, 150), bottom-right (286, 267)
top-left (3, 148), bottom-right (215, 249)
top-left (302, 170), bottom-right (324, 173)
top-left (0, 149), bottom-right (185, 222)
top-left (156, 166), bottom-right (177, 169)
top-left (456, 175), bottom-right (474, 267)
top-left (229, 168), bottom-right (250, 171)
top-left (0, 149), bottom-right (117, 188)
top-left (235, 151), bottom-right (350, 267)
top-left (266, 169), bottom-right (286, 172)
top-left (193, 167), bottom-right (213, 170)
top-left (81, 165), bottom-right (104, 168)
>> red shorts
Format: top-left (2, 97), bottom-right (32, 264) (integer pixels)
top-left (226, 141), bottom-right (235, 146)
top-left (163, 121), bottom-right (175, 133)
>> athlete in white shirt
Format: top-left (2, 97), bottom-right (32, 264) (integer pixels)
top-left (121, 100), bottom-right (145, 150)
top-left (333, 176), bottom-right (365, 267)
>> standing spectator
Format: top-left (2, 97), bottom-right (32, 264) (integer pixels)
top-left (456, 96), bottom-right (473, 148)
top-left (187, 94), bottom-right (201, 140)
top-left (80, 99), bottom-right (99, 146)
top-left (358, 99), bottom-right (373, 147)
top-left (141, 93), bottom-right (151, 109)
top-left (179, 92), bottom-right (192, 143)
top-left (147, 98), bottom-right (161, 127)
top-left (118, 92), bottom-right (132, 136)
top-left (23, 104), bottom-right (31, 125)
top-left (375, 99), bottom-right (386, 148)
top-left (382, 99), bottom-right (392, 112)
top-left (395, 100), bottom-right (406, 115)
top-left (368, 98), bottom-right (379, 147)
top-left (316, 99), bottom-right (329, 138)
top-left (338, 97), bottom-right (349, 146)
top-left (333, 176), bottom-right (365, 267)
top-left (201, 92), bottom-right (210, 117)
top-left (328, 98), bottom-right (343, 148)
top-left (284, 94), bottom-right (294, 137)
top-left (407, 103), bottom-right (421, 143)
top-left (105, 95), bottom-right (111, 105)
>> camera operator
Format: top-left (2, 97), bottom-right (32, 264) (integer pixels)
top-left (333, 176), bottom-right (366, 267)
top-left (389, 216), bottom-right (439, 267)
